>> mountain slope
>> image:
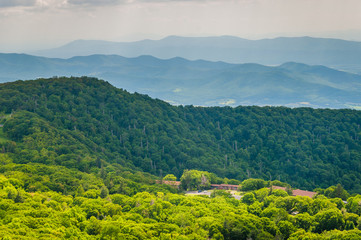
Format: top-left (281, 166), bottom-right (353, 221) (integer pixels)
top-left (1, 77), bottom-right (361, 192)
top-left (32, 36), bottom-right (361, 73)
top-left (1, 53), bottom-right (361, 109)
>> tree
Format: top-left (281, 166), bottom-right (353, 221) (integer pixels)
top-left (261, 207), bottom-right (289, 223)
top-left (358, 217), bottom-right (361, 230)
top-left (314, 209), bottom-right (345, 233)
top-left (241, 179), bottom-right (267, 191)
top-left (242, 192), bottom-right (256, 204)
top-left (14, 190), bottom-right (25, 203)
top-left (322, 184), bottom-right (350, 200)
top-left (100, 185), bottom-right (109, 199)
top-left (180, 170), bottom-right (211, 191)
top-left (163, 174), bottom-right (177, 181)
top-left (346, 195), bottom-right (361, 215)
top-left (75, 185), bottom-right (85, 197)
top-left (86, 216), bottom-right (102, 235)
top-left (293, 212), bottom-right (314, 231)
top-left (330, 184), bottom-right (350, 200)
top-left (277, 220), bottom-right (297, 239)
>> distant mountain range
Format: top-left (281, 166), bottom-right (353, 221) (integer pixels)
top-left (1, 53), bottom-right (361, 109)
top-left (32, 36), bottom-right (361, 74)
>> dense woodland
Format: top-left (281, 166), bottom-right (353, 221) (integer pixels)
top-left (1, 77), bottom-right (361, 238)
top-left (1, 77), bottom-right (361, 192)
top-left (1, 170), bottom-right (361, 239)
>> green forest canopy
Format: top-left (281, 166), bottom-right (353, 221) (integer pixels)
top-left (1, 167), bottom-right (361, 239)
top-left (0, 77), bottom-right (361, 193)
top-left (1, 77), bottom-right (361, 238)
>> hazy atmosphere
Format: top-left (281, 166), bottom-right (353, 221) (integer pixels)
top-left (1, 0), bottom-right (361, 52)
top-left (3, 1), bottom-right (361, 239)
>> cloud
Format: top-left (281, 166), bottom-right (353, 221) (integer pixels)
top-left (67, 0), bottom-right (220, 6)
top-left (0, 0), bottom-right (37, 8)
top-left (0, 0), bottom-right (222, 9)
top-left (67, 0), bottom-right (125, 6)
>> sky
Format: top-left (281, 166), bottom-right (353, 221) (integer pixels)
top-left (1, 0), bottom-right (361, 52)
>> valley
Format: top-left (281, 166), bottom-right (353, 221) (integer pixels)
top-left (1, 54), bottom-right (361, 109)
top-left (2, 0), bottom-right (361, 238)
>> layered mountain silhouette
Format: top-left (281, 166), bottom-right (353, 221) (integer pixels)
top-left (1, 53), bottom-right (361, 109)
top-left (32, 36), bottom-right (361, 73)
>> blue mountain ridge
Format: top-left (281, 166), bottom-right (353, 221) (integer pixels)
top-left (1, 53), bottom-right (361, 109)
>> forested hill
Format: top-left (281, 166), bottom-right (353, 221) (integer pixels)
top-left (1, 77), bottom-right (361, 192)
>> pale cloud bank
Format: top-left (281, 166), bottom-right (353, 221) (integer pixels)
top-left (1, 0), bottom-right (361, 52)
top-left (0, 0), bottom-right (218, 8)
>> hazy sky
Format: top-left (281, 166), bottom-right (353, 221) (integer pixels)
top-left (1, 0), bottom-right (361, 52)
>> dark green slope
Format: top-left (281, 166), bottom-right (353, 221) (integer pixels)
top-left (1, 77), bottom-right (361, 192)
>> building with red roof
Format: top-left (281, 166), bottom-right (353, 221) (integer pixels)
top-left (292, 189), bottom-right (317, 198)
